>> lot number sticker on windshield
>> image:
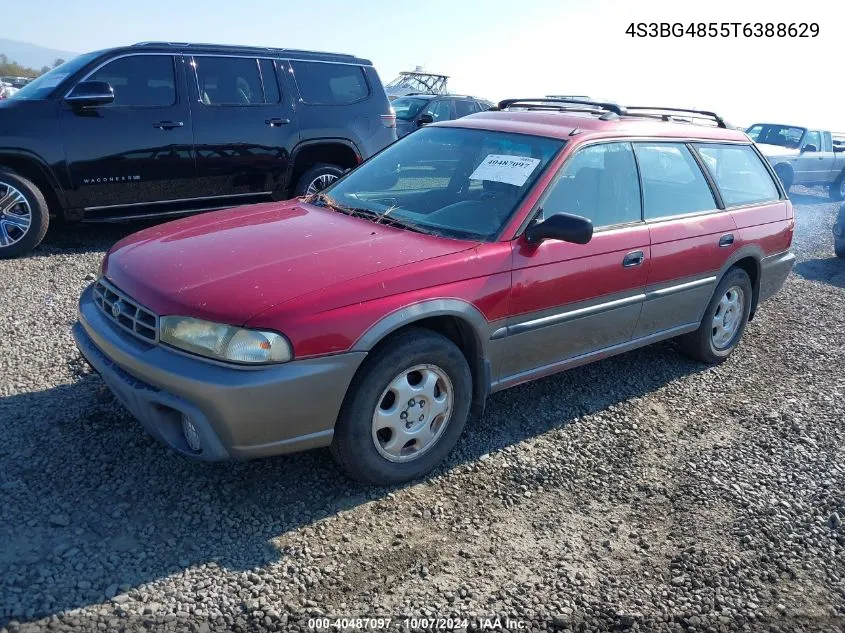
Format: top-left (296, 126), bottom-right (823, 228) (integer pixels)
top-left (470, 154), bottom-right (541, 187)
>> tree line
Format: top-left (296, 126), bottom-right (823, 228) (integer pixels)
top-left (0, 54), bottom-right (65, 79)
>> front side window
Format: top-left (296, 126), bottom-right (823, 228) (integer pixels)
top-left (88, 55), bottom-right (176, 107)
top-left (195, 56), bottom-right (264, 105)
top-left (318, 127), bottom-right (563, 241)
top-left (541, 142), bottom-right (641, 228)
top-left (454, 99), bottom-right (476, 118)
top-left (803, 130), bottom-right (821, 151)
top-left (391, 96), bottom-right (430, 121)
top-left (423, 99), bottom-right (452, 122)
top-left (291, 61), bottom-right (369, 105)
top-left (633, 143), bottom-right (716, 219)
top-left (695, 144), bottom-right (780, 206)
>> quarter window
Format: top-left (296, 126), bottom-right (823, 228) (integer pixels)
top-left (541, 142), bottom-right (642, 228)
top-left (633, 143), bottom-right (716, 219)
top-left (291, 61), bottom-right (369, 105)
top-left (87, 55), bottom-right (176, 107)
top-left (694, 144), bottom-right (780, 206)
top-left (194, 56), bottom-right (264, 105)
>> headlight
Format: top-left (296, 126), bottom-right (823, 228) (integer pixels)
top-left (159, 316), bottom-right (292, 365)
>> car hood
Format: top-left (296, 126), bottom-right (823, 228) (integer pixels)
top-left (755, 143), bottom-right (799, 159)
top-left (104, 201), bottom-right (476, 324)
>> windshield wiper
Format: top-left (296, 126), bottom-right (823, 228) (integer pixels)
top-left (309, 193), bottom-right (432, 235)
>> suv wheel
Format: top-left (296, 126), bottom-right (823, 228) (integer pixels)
top-left (774, 165), bottom-right (793, 192)
top-left (829, 177), bottom-right (845, 202)
top-left (331, 328), bottom-right (472, 484)
top-left (0, 169), bottom-right (50, 259)
top-left (295, 163), bottom-right (346, 197)
top-left (677, 268), bottom-right (753, 365)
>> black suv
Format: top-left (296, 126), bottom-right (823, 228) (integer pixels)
top-left (0, 42), bottom-right (397, 257)
top-left (391, 93), bottom-right (492, 138)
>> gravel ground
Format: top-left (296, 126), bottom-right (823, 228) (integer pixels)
top-left (1, 187), bottom-right (843, 633)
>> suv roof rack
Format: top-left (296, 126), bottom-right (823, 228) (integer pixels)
top-left (494, 98), bottom-right (726, 129)
top-left (131, 41), bottom-right (357, 58)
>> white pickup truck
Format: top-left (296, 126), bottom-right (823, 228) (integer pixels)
top-left (746, 123), bottom-right (845, 200)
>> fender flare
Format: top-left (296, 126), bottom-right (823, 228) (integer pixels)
top-left (0, 150), bottom-right (68, 209)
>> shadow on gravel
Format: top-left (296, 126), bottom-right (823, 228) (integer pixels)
top-left (794, 257), bottom-right (845, 289)
top-left (788, 188), bottom-right (834, 206)
top-left (0, 340), bottom-right (708, 624)
top-left (37, 219), bottom-right (160, 256)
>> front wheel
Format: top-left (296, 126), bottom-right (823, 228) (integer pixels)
top-left (829, 177), bottom-right (845, 202)
top-left (331, 328), bottom-right (472, 484)
top-left (0, 169), bottom-right (50, 259)
top-left (678, 268), bottom-right (753, 365)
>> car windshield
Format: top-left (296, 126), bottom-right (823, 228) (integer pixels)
top-left (391, 97), bottom-right (431, 121)
top-left (316, 126), bottom-right (564, 241)
top-left (747, 124), bottom-right (807, 149)
top-left (8, 53), bottom-right (95, 101)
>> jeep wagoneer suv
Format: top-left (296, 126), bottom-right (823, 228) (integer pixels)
top-left (73, 99), bottom-right (795, 484)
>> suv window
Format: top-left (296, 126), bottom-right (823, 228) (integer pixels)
top-left (195, 56), bottom-right (264, 105)
top-left (542, 142), bottom-right (641, 228)
top-left (454, 99), bottom-right (476, 118)
top-left (259, 59), bottom-right (280, 103)
top-left (291, 61), bottom-right (369, 105)
top-left (803, 130), bottom-right (821, 151)
top-left (695, 144), bottom-right (780, 206)
top-left (633, 143), bottom-right (716, 219)
top-left (88, 55), bottom-right (176, 107)
top-left (424, 99), bottom-right (452, 122)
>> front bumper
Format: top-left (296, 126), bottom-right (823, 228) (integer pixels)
top-left (73, 284), bottom-right (366, 461)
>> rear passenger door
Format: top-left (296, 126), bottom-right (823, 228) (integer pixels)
top-left (502, 142), bottom-right (649, 380)
top-left (188, 55), bottom-right (297, 199)
top-left (633, 142), bottom-right (736, 339)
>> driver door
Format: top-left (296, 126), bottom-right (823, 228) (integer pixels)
top-left (793, 130), bottom-right (822, 185)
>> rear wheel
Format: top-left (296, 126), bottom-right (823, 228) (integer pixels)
top-left (829, 176), bottom-right (845, 202)
top-left (331, 328), bottom-right (472, 484)
top-left (294, 163), bottom-right (346, 197)
top-left (774, 164), bottom-right (793, 192)
top-left (678, 268), bottom-right (753, 365)
top-left (0, 169), bottom-right (50, 259)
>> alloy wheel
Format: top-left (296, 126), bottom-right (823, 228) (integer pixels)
top-left (711, 285), bottom-right (745, 349)
top-left (0, 182), bottom-right (32, 248)
top-left (305, 174), bottom-right (338, 196)
top-left (371, 364), bottom-right (454, 463)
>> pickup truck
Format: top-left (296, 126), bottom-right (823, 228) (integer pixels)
top-left (746, 123), bottom-right (845, 200)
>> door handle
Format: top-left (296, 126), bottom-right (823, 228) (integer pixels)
top-left (719, 234), bottom-right (735, 247)
top-left (153, 121), bottom-right (184, 130)
top-left (622, 250), bottom-right (644, 267)
top-left (265, 117), bottom-right (291, 127)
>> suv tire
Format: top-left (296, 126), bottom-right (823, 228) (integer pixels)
top-left (677, 267), bottom-right (753, 365)
top-left (331, 327), bottom-right (472, 485)
top-left (774, 164), bottom-right (793, 192)
top-left (829, 175), bottom-right (845, 202)
top-left (294, 163), bottom-right (346, 197)
top-left (0, 168), bottom-right (50, 259)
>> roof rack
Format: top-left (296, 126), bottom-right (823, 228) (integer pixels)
top-left (495, 98), bottom-right (624, 115)
top-left (624, 106), bottom-right (726, 128)
top-left (131, 41), bottom-right (357, 58)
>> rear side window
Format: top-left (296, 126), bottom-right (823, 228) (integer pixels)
top-left (542, 142), bottom-right (642, 228)
top-left (423, 99), bottom-right (452, 122)
top-left (633, 143), bottom-right (716, 219)
top-left (454, 99), bottom-right (476, 118)
top-left (695, 144), bottom-right (780, 206)
top-left (88, 55), bottom-right (176, 107)
top-left (194, 56), bottom-right (264, 105)
top-left (291, 61), bottom-right (369, 105)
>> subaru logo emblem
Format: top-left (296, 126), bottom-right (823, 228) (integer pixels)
top-left (112, 301), bottom-right (123, 318)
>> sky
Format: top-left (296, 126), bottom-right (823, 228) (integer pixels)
top-left (3, 0), bottom-right (843, 130)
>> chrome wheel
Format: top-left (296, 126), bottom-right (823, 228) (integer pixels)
top-left (711, 285), bottom-right (745, 349)
top-left (305, 173), bottom-right (338, 196)
top-left (0, 182), bottom-right (32, 248)
top-left (371, 364), bottom-right (454, 463)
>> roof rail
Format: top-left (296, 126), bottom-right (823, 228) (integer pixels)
top-left (131, 41), bottom-right (358, 58)
top-left (625, 106), bottom-right (727, 128)
top-left (494, 98), bottom-right (624, 115)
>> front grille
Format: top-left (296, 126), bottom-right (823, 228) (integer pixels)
top-left (92, 278), bottom-right (159, 343)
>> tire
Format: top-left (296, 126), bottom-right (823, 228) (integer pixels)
top-left (829, 176), bottom-right (845, 202)
top-left (0, 168), bottom-right (50, 259)
top-left (331, 327), bottom-right (472, 485)
top-left (677, 267), bottom-right (753, 365)
top-left (294, 163), bottom-right (346, 197)
top-left (835, 240), bottom-right (845, 259)
top-left (774, 164), bottom-right (793, 192)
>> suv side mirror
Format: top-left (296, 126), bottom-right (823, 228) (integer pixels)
top-left (65, 80), bottom-right (115, 107)
top-left (802, 143), bottom-right (818, 153)
top-left (418, 113), bottom-right (434, 126)
top-left (525, 212), bottom-right (593, 245)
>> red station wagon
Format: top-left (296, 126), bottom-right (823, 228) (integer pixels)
top-left (73, 99), bottom-right (796, 484)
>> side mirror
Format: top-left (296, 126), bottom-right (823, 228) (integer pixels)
top-left (525, 212), bottom-right (593, 245)
top-left (65, 80), bottom-right (115, 107)
top-left (418, 113), bottom-right (434, 126)
top-left (802, 143), bottom-right (818, 153)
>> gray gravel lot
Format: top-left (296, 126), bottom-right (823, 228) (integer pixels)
top-left (1, 187), bottom-right (843, 633)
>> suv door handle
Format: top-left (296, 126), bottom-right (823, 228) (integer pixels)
top-left (153, 121), bottom-right (184, 130)
top-left (719, 234), bottom-right (735, 247)
top-left (622, 250), bottom-right (644, 267)
top-left (265, 118), bottom-right (291, 127)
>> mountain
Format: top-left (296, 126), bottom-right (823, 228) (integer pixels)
top-left (0, 39), bottom-right (78, 72)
